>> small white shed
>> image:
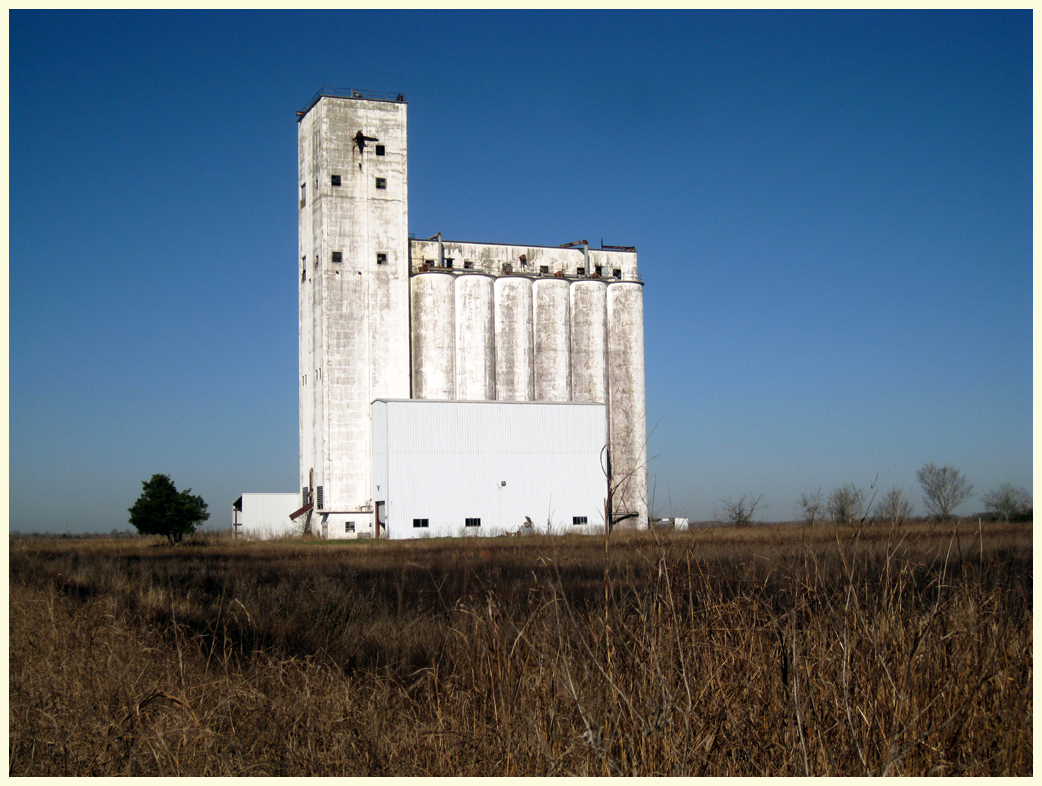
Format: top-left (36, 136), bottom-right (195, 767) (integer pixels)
top-left (232, 493), bottom-right (301, 539)
top-left (372, 399), bottom-right (608, 539)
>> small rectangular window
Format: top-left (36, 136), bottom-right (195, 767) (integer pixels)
top-left (300, 183), bottom-right (306, 207)
top-left (413, 518), bottom-right (429, 528)
top-left (463, 260), bottom-right (474, 270)
top-left (331, 174), bottom-right (341, 187)
top-left (302, 487), bottom-right (309, 505)
top-left (443, 258), bottom-right (454, 269)
top-left (613, 268), bottom-right (622, 278)
top-left (539, 265), bottom-right (549, 275)
top-left (345, 521), bottom-right (355, 533)
top-left (375, 145), bottom-right (385, 156)
top-left (331, 252), bottom-right (342, 263)
top-left (316, 486), bottom-right (324, 509)
top-left (376, 253), bottom-right (387, 265)
top-left (594, 265), bottom-right (603, 277)
top-left (573, 516), bottom-right (588, 526)
top-left (301, 256), bottom-right (307, 282)
top-left (502, 263), bottom-right (513, 273)
top-left (465, 518), bottom-right (481, 528)
top-left (577, 267), bottom-right (585, 276)
top-left (375, 177), bottom-right (387, 189)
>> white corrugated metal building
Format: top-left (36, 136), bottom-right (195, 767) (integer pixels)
top-left (372, 399), bottom-right (607, 538)
top-left (232, 493), bottom-right (301, 539)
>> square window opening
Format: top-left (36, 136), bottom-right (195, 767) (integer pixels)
top-left (577, 267), bottom-right (585, 276)
top-left (345, 521), bottom-right (355, 533)
top-left (539, 265), bottom-right (549, 275)
top-left (594, 265), bottom-right (604, 277)
top-left (613, 268), bottom-right (622, 278)
top-left (331, 174), bottom-right (341, 187)
top-left (331, 251), bottom-right (343, 263)
top-left (413, 518), bottom-right (429, 528)
top-left (443, 258), bottom-right (454, 269)
top-left (375, 177), bottom-right (387, 189)
top-left (376, 253), bottom-right (387, 265)
top-left (463, 260), bottom-right (474, 270)
top-left (375, 145), bottom-right (385, 156)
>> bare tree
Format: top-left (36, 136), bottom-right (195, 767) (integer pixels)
top-left (982, 483), bottom-right (1031, 522)
top-left (877, 487), bottom-right (914, 525)
top-left (827, 485), bottom-right (863, 526)
top-left (916, 463), bottom-right (972, 521)
top-left (796, 488), bottom-right (824, 526)
top-left (717, 493), bottom-right (765, 527)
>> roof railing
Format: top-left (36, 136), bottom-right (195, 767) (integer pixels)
top-left (297, 87), bottom-right (406, 119)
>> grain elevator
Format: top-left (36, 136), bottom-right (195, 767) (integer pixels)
top-left (294, 88), bottom-right (646, 539)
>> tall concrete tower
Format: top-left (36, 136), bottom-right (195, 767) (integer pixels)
top-left (297, 89), bottom-right (411, 535)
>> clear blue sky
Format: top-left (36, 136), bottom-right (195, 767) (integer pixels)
top-left (9, 10), bottom-right (1032, 532)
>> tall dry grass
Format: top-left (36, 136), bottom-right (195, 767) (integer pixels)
top-left (8, 521), bottom-right (1032, 775)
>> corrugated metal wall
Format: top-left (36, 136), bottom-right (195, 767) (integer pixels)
top-left (235, 494), bottom-right (301, 539)
top-left (372, 400), bottom-right (607, 539)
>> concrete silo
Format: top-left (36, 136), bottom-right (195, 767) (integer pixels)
top-left (494, 275), bottom-right (534, 402)
top-left (455, 273), bottom-right (496, 401)
top-left (411, 270), bottom-right (456, 399)
top-left (607, 280), bottom-right (648, 527)
top-left (532, 277), bottom-right (571, 402)
top-left (569, 279), bottom-right (609, 404)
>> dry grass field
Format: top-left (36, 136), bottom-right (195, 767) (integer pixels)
top-left (9, 520), bottom-right (1032, 775)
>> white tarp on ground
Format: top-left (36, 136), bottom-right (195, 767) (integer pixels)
top-left (232, 493), bottom-right (301, 539)
top-left (372, 399), bottom-right (608, 539)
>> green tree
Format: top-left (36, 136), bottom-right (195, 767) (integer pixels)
top-left (128, 474), bottom-right (209, 544)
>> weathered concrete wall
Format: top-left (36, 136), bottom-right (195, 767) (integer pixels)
top-left (607, 281), bottom-right (648, 528)
top-left (411, 271), bottom-right (455, 399)
top-left (570, 279), bottom-right (608, 404)
top-left (455, 274), bottom-right (496, 400)
top-left (532, 278), bottom-right (571, 402)
top-left (299, 94), bottom-right (410, 535)
top-left (494, 276), bottom-right (534, 401)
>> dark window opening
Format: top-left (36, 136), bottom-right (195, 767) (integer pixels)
top-left (577, 267), bottom-right (585, 276)
top-left (573, 516), bottom-right (588, 525)
top-left (375, 145), bottom-right (385, 156)
top-left (413, 518), bottom-right (429, 528)
top-left (299, 183), bottom-right (306, 207)
top-left (345, 521), bottom-right (355, 533)
top-left (613, 268), bottom-right (622, 278)
top-left (376, 253), bottom-right (387, 265)
top-left (465, 518), bottom-right (481, 528)
top-left (331, 252), bottom-right (342, 263)
top-left (463, 260), bottom-right (474, 269)
top-left (502, 263), bottom-right (513, 273)
top-left (375, 177), bottom-right (387, 189)
top-left (302, 487), bottom-right (309, 505)
top-left (443, 258), bottom-right (454, 269)
top-left (301, 256), bottom-right (307, 282)
top-left (316, 486), bottom-right (324, 509)
top-left (594, 265), bottom-right (604, 277)
top-left (331, 174), bottom-right (341, 187)
top-left (539, 265), bottom-right (549, 275)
